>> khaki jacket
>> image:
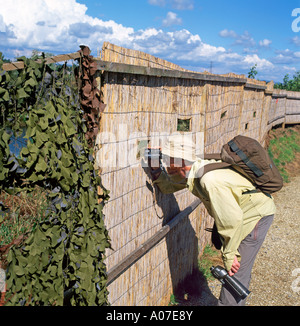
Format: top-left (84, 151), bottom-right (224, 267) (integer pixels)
top-left (153, 159), bottom-right (276, 271)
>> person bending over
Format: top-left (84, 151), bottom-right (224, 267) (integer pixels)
top-left (149, 135), bottom-right (275, 306)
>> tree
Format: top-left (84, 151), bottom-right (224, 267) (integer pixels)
top-left (274, 71), bottom-right (300, 91)
top-left (248, 64), bottom-right (258, 79)
top-left (0, 52), bottom-right (11, 63)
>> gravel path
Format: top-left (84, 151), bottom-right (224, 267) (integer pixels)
top-left (193, 175), bottom-right (300, 306)
top-left (246, 175), bottom-right (300, 306)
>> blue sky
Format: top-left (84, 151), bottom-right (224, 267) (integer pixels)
top-left (1, 0), bottom-right (300, 82)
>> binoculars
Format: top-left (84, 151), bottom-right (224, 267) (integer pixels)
top-left (210, 265), bottom-right (250, 300)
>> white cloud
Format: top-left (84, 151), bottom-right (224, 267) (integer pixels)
top-left (0, 0), bottom-right (134, 54)
top-left (0, 14), bottom-right (6, 33)
top-left (0, 0), bottom-right (282, 81)
top-left (259, 39), bottom-right (272, 48)
top-left (178, 44), bottom-right (274, 74)
top-left (243, 54), bottom-right (274, 70)
top-left (131, 28), bottom-right (200, 57)
top-left (148, 0), bottom-right (167, 7)
top-left (179, 43), bottom-right (226, 61)
top-left (162, 12), bottom-right (182, 27)
top-left (234, 31), bottom-right (255, 48)
top-left (148, 0), bottom-right (194, 10)
top-left (171, 0), bottom-right (194, 10)
top-left (219, 29), bottom-right (237, 38)
top-left (291, 36), bottom-right (300, 46)
top-left (0, 15), bottom-right (16, 47)
top-left (283, 65), bottom-right (297, 72)
top-left (270, 49), bottom-right (300, 65)
top-left (219, 29), bottom-right (256, 48)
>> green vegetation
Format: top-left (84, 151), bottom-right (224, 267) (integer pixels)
top-left (0, 188), bottom-right (47, 247)
top-left (0, 52), bottom-right (110, 306)
top-left (177, 118), bottom-right (191, 132)
top-left (268, 126), bottom-right (300, 183)
top-left (248, 64), bottom-right (258, 79)
top-left (274, 72), bottom-right (300, 91)
top-left (198, 244), bottom-right (223, 281)
top-left (168, 293), bottom-right (179, 306)
top-left (247, 63), bottom-right (300, 91)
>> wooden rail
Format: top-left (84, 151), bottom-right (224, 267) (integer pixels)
top-left (2, 52), bottom-right (81, 71)
top-left (96, 60), bottom-right (248, 84)
top-left (2, 51), bottom-right (271, 91)
top-left (5, 50), bottom-right (300, 97)
top-left (106, 198), bottom-right (201, 285)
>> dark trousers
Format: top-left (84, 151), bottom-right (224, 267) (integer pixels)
top-left (218, 214), bottom-right (274, 306)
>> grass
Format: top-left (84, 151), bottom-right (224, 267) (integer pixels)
top-left (267, 126), bottom-right (300, 183)
top-left (168, 293), bottom-right (179, 306)
top-left (0, 187), bottom-right (48, 247)
top-left (198, 244), bottom-right (223, 281)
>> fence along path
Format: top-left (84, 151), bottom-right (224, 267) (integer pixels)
top-left (3, 45), bottom-right (300, 306)
top-left (96, 42), bottom-right (300, 306)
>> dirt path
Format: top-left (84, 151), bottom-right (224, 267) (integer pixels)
top-left (245, 175), bottom-right (300, 306)
top-left (185, 174), bottom-right (300, 306)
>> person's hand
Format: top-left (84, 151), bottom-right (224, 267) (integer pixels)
top-left (228, 256), bottom-right (240, 276)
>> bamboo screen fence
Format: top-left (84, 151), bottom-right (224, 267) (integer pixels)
top-left (3, 45), bottom-right (300, 306)
top-left (94, 43), bottom-right (300, 306)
